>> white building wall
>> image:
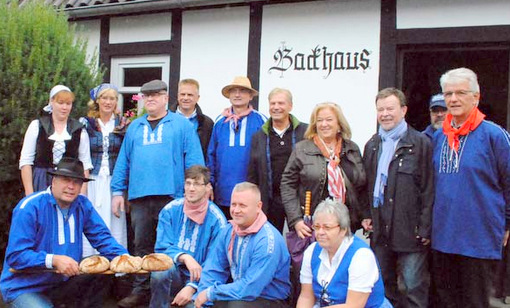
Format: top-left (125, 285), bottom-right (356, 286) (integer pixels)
top-left (180, 7), bottom-right (250, 119)
top-left (72, 19), bottom-right (101, 67)
top-left (109, 13), bottom-right (172, 43)
top-left (397, 0), bottom-right (510, 29)
top-left (260, 0), bottom-right (381, 147)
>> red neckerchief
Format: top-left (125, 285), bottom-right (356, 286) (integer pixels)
top-left (442, 107), bottom-right (485, 153)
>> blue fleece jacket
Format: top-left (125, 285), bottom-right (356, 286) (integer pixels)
top-left (1, 188), bottom-right (128, 303)
top-left (155, 198), bottom-right (227, 289)
top-left (432, 121), bottom-right (510, 259)
top-left (207, 110), bottom-right (266, 207)
top-left (197, 221), bottom-right (290, 302)
top-left (111, 112), bottom-right (204, 200)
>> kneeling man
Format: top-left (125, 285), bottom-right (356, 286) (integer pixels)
top-left (195, 182), bottom-right (291, 308)
top-left (150, 165), bottom-right (227, 307)
top-left (0, 157), bottom-right (128, 307)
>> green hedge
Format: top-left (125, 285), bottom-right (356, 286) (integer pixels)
top-left (0, 0), bottom-right (103, 263)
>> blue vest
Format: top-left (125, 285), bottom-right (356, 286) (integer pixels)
top-left (311, 236), bottom-right (385, 307)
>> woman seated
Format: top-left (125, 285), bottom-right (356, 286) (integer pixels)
top-left (297, 199), bottom-right (392, 308)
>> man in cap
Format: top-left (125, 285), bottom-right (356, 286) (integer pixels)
top-left (169, 78), bottom-right (214, 161)
top-left (422, 93), bottom-right (447, 140)
top-left (1, 157), bottom-right (128, 307)
top-left (195, 182), bottom-right (290, 308)
top-left (247, 88), bottom-right (307, 233)
top-left (207, 76), bottom-right (267, 219)
top-left (111, 79), bottom-right (204, 307)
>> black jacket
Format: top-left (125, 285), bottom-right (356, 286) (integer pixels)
top-left (169, 103), bottom-right (214, 160)
top-left (363, 126), bottom-right (434, 252)
top-left (247, 115), bottom-right (307, 215)
top-left (281, 138), bottom-right (368, 230)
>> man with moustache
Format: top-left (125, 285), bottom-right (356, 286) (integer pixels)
top-left (150, 165), bottom-right (227, 308)
top-left (169, 79), bottom-right (214, 160)
top-left (111, 80), bottom-right (204, 307)
top-left (194, 182), bottom-right (291, 308)
top-left (362, 88), bottom-right (433, 308)
top-left (207, 77), bottom-right (267, 219)
top-left (422, 93), bottom-right (447, 140)
top-left (247, 88), bottom-right (307, 232)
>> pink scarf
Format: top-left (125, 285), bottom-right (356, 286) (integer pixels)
top-left (183, 196), bottom-right (209, 224)
top-left (221, 105), bottom-right (254, 129)
top-left (228, 211), bottom-right (267, 261)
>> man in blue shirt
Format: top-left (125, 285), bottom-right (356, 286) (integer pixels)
top-left (112, 79), bottom-right (204, 307)
top-left (195, 182), bottom-right (290, 308)
top-left (1, 157), bottom-right (127, 307)
top-left (150, 165), bottom-right (227, 307)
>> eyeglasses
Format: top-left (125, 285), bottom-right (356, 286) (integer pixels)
top-left (442, 90), bottom-right (473, 99)
top-left (311, 224), bottom-right (340, 231)
top-left (141, 91), bottom-right (167, 99)
top-left (184, 181), bottom-right (207, 188)
top-left (320, 280), bottom-right (331, 306)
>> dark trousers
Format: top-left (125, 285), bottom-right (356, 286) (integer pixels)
top-left (218, 204), bottom-right (232, 220)
top-left (129, 195), bottom-right (172, 295)
top-left (8, 275), bottom-right (112, 308)
top-left (493, 242), bottom-right (510, 298)
top-left (267, 202), bottom-right (286, 233)
top-left (213, 298), bottom-right (288, 308)
top-left (373, 244), bottom-right (429, 308)
top-left (432, 249), bottom-right (494, 308)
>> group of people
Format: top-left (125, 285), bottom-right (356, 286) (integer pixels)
top-left (0, 67), bottom-right (509, 308)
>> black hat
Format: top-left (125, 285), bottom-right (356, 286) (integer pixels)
top-left (47, 157), bottom-right (93, 182)
top-left (140, 80), bottom-right (167, 94)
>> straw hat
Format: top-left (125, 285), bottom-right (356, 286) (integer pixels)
top-left (221, 76), bottom-right (258, 98)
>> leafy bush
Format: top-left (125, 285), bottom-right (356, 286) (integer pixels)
top-left (0, 0), bottom-right (103, 263)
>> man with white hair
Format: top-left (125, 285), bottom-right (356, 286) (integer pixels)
top-left (431, 67), bottom-right (510, 307)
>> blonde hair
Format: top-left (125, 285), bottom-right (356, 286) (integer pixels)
top-left (304, 102), bottom-right (352, 140)
top-left (87, 88), bottom-right (119, 118)
top-left (52, 91), bottom-right (75, 103)
top-left (268, 88), bottom-right (293, 103)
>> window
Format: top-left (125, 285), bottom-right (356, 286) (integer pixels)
top-left (110, 55), bottom-right (170, 113)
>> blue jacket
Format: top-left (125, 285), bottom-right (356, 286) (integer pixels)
top-left (111, 112), bottom-right (204, 200)
top-left (311, 236), bottom-right (385, 308)
top-left (432, 121), bottom-right (510, 259)
top-left (207, 110), bottom-right (266, 207)
top-left (0, 188), bottom-right (127, 303)
top-left (155, 198), bottom-right (227, 289)
top-left (197, 221), bottom-right (291, 302)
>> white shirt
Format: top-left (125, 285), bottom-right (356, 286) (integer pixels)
top-left (19, 119), bottom-right (92, 170)
top-left (300, 237), bottom-right (379, 293)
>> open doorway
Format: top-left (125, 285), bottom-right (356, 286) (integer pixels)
top-left (398, 45), bottom-right (510, 131)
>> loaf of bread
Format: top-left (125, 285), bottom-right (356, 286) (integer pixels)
top-left (110, 255), bottom-right (143, 273)
top-left (79, 255), bottom-right (110, 274)
top-left (141, 253), bottom-right (174, 271)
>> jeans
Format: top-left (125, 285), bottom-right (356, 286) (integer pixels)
top-left (150, 265), bottom-right (194, 308)
top-left (373, 245), bottom-right (429, 308)
top-left (8, 274), bottom-right (111, 308)
top-left (213, 298), bottom-right (288, 308)
top-left (129, 195), bottom-right (172, 295)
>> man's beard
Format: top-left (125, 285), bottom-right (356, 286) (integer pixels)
top-left (432, 120), bottom-right (444, 130)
